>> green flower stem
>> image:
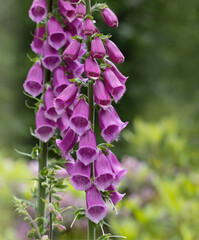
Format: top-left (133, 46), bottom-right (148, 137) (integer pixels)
top-left (86, 0), bottom-right (96, 239)
top-left (36, 0), bottom-right (53, 231)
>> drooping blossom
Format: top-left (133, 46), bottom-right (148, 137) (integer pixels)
top-left (58, 0), bottom-right (76, 22)
top-left (70, 160), bottom-right (92, 191)
top-left (106, 150), bottom-right (127, 187)
top-left (105, 39), bottom-right (125, 63)
top-left (35, 104), bottom-right (56, 142)
top-left (31, 25), bottom-right (46, 55)
top-left (76, 2), bottom-right (86, 18)
top-left (101, 7), bottom-right (118, 28)
top-left (91, 37), bottom-right (106, 59)
top-left (84, 57), bottom-right (101, 79)
top-left (99, 106), bottom-right (128, 143)
top-left (23, 61), bottom-right (44, 97)
top-left (77, 129), bottom-right (97, 165)
top-left (29, 0), bottom-right (47, 23)
top-left (44, 85), bottom-right (59, 122)
top-left (53, 66), bottom-right (71, 97)
top-left (82, 18), bottom-right (95, 36)
top-left (56, 128), bottom-right (78, 155)
top-left (47, 15), bottom-right (67, 50)
top-left (57, 112), bottom-right (70, 137)
top-left (54, 83), bottom-right (79, 115)
top-left (69, 98), bottom-right (90, 136)
top-left (93, 79), bottom-right (111, 109)
top-left (42, 40), bottom-right (62, 71)
top-left (63, 39), bottom-right (82, 61)
top-left (103, 68), bottom-right (126, 103)
top-left (94, 150), bottom-right (115, 191)
top-left (106, 185), bottom-right (126, 205)
top-left (86, 184), bottom-right (108, 224)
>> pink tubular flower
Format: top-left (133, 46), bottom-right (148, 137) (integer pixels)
top-left (53, 66), bottom-right (71, 97)
top-left (86, 184), bottom-right (108, 224)
top-left (76, 129), bottom-right (97, 165)
top-left (106, 150), bottom-right (127, 187)
top-left (69, 98), bottom-right (90, 136)
top-left (58, 0), bottom-right (76, 22)
top-left (44, 85), bottom-right (59, 122)
top-left (63, 39), bottom-right (82, 61)
top-left (106, 185), bottom-right (126, 205)
top-left (105, 59), bottom-right (128, 85)
top-left (23, 61), bottom-right (44, 97)
top-left (91, 37), bottom-right (106, 59)
top-left (70, 160), bottom-right (92, 191)
top-left (76, 2), bottom-right (86, 18)
top-left (99, 106), bottom-right (128, 143)
top-left (42, 40), bottom-right (62, 71)
top-left (54, 83), bottom-right (79, 115)
top-left (101, 7), bottom-right (118, 28)
top-left (57, 112), bottom-right (70, 137)
top-left (31, 25), bottom-right (46, 55)
top-left (103, 68), bottom-right (126, 103)
top-left (56, 128), bottom-right (78, 155)
top-left (64, 153), bottom-right (75, 176)
top-left (105, 39), bottom-right (125, 64)
top-left (94, 150), bottom-right (115, 191)
top-left (35, 104), bottom-right (56, 142)
top-left (84, 57), bottom-right (101, 80)
top-left (82, 18), bottom-right (95, 36)
top-left (93, 79), bottom-right (111, 109)
top-left (47, 16), bottom-right (67, 50)
top-left (29, 0), bottom-right (47, 23)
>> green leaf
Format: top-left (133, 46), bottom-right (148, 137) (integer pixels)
top-left (31, 144), bottom-right (42, 159)
top-left (14, 149), bottom-right (32, 158)
top-left (97, 234), bottom-right (111, 240)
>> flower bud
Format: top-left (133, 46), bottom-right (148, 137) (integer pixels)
top-left (76, 2), bottom-right (86, 18)
top-left (91, 37), bottom-right (106, 59)
top-left (29, 0), bottom-right (47, 23)
top-left (82, 18), bottom-right (95, 36)
top-left (101, 7), bottom-right (118, 28)
top-left (58, 0), bottom-right (75, 22)
top-left (56, 213), bottom-right (63, 221)
top-left (57, 224), bottom-right (66, 232)
top-left (106, 185), bottom-right (126, 205)
top-left (48, 203), bottom-right (55, 213)
top-left (42, 236), bottom-right (49, 240)
top-left (105, 39), bottom-right (124, 64)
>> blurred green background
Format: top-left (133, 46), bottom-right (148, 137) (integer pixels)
top-left (1, 0), bottom-right (199, 239)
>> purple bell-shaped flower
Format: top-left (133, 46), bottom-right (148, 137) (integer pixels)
top-left (76, 2), bottom-right (86, 18)
top-left (84, 57), bottom-right (101, 80)
top-left (106, 185), bottom-right (126, 205)
top-left (42, 40), bottom-right (62, 72)
top-left (47, 16), bottom-right (67, 50)
top-left (58, 0), bottom-right (76, 22)
top-left (93, 79), bottom-right (111, 109)
top-left (86, 184), bottom-right (108, 224)
top-left (82, 18), bottom-right (95, 36)
top-left (44, 85), bottom-right (59, 122)
top-left (94, 150), bottom-right (115, 191)
top-left (57, 112), bottom-right (70, 137)
top-left (23, 61), bottom-right (44, 97)
top-left (103, 68), bottom-right (126, 103)
top-left (69, 98), bottom-right (90, 136)
top-left (54, 83), bottom-right (79, 115)
top-left (106, 150), bottom-right (127, 187)
top-left (29, 0), bottom-right (47, 23)
top-left (31, 25), bottom-right (46, 55)
top-left (105, 39), bottom-right (124, 64)
top-left (91, 37), bottom-right (106, 59)
top-left (63, 39), bottom-right (82, 61)
top-left (70, 160), bottom-right (92, 191)
top-left (99, 106), bottom-right (128, 143)
top-left (53, 66), bottom-right (71, 97)
top-left (56, 128), bottom-right (78, 155)
top-left (35, 104), bottom-right (56, 142)
top-left (77, 129), bottom-right (98, 165)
